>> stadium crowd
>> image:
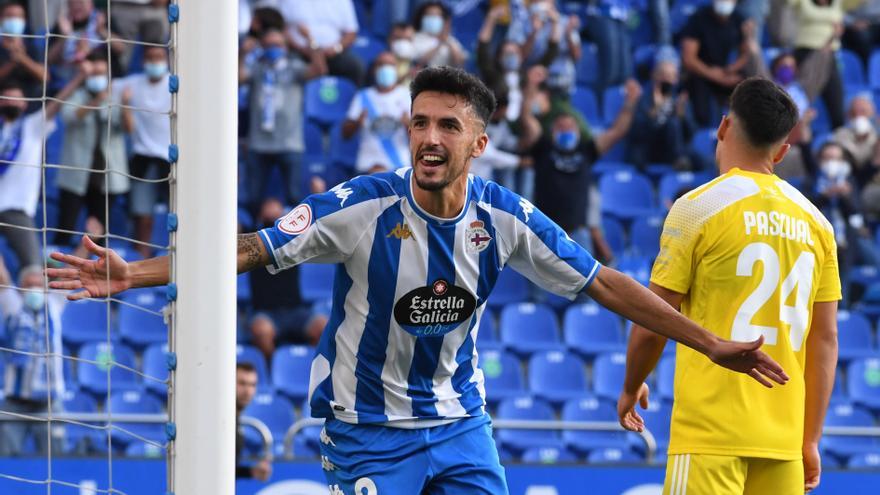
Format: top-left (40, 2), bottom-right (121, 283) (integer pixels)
top-left (1, 0), bottom-right (880, 471)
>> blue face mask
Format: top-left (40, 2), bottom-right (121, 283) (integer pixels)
top-left (375, 64), bottom-right (398, 88)
top-left (263, 46), bottom-right (286, 63)
top-left (421, 15), bottom-right (444, 35)
top-left (554, 130), bottom-right (579, 151)
top-left (23, 290), bottom-right (44, 311)
top-left (85, 75), bottom-right (108, 93)
top-left (144, 61), bottom-right (168, 79)
top-left (1, 17), bottom-right (26, 35)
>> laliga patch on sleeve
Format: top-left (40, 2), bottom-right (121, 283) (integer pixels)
top-left (278, 204), bottom-right (313, 235)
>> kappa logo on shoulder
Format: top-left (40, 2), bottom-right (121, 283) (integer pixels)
top-left (330, 183), bottom-right (353, 207)
top-left (277, 204), bottom-right (312, 235)
top-left (387, 222), bottom-right (412, 240)
top-left (519, 198), bottom-right (535, 222)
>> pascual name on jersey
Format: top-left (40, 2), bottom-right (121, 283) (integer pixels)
top-left (393, 279), bottom-right (477, 337)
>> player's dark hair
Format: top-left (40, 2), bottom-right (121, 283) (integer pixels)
top-left (410, 66), bottom-right (497, 128)
top-left (729, 77), bottom-right (798, 149)
top-left (236, 362), bottom-right (256, 373)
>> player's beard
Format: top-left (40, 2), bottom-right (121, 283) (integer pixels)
top-left (413, 149), bottom-right (470, 192)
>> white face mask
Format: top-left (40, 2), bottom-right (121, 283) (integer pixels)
top-left (23, 290), bottom-right (45, 311)
top-left (713, 0), bottom-right (736, 17)
top-left (821, 159), bottom-right (851, 180)
top-left (391, 39), bottom-right (415, 61)
top-left (851, 115), bottom-right (873, 136)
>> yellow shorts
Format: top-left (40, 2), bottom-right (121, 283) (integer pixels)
top-left (663, 453), bottom-right (803, 495)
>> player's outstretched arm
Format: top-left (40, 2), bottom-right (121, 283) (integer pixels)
top-left (586, 267), bottom-right (789, 387)
top-left (48, 233), bottom-right (272, 300)
top-left (803, 301), bottom-right (838, 493)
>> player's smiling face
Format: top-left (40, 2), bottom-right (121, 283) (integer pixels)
top-left (408, 91), bottom-right (488, 192)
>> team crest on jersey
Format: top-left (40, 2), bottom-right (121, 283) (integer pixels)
top-left (465, 220), bottom-right (492, 253)
top-left (278, 204), bottom-right (312, 235)
top-left (393, 278), bottom-right (477, 338)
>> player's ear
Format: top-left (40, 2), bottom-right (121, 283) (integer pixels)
top-left (470, 130), bottom-right (489, 159)
top-left (771, 142), bottom-right (791, 165)
top-left (716, 115), bottom-right (730, 142)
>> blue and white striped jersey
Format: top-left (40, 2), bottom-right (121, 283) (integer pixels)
top-left (258, 168), bottom-right (601, 427)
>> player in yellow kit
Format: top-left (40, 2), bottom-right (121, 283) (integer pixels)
top-left (617, 78), bottom-right (841, 494)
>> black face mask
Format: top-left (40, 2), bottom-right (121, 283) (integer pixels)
top-left (0, 106), bottom-right (23, 120)
top-left (659, 81), bottom-right (675, 96)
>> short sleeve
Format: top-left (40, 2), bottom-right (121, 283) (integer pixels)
top-left (339, 0), bottom-right (359, 32)
top-left (814, 235), bottom-right (842, 302)
top-left (346, 89), bottom-right (364, 120)
top-left (650, 199), bottom-right (701, 294)
top-left (258, 175), bottom-right (397, 273)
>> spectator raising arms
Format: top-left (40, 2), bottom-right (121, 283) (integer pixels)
top-left (0, 2), bottom-right (47, 101)
top-left (411, 1), bottom-right (467, 69)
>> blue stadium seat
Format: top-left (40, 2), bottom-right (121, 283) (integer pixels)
top-left (329, 121), bottom-right (361, 171)
top-left (237, 273), bottom-right (252, 307)
top-left (592, 352), bottom-right (628, 401)
top-left (658, 171), bottom-right (714, 208)
top-left (822, 402), bottom-right (880, 458)
top-left (848, 452), bottom-right (880, 469)
top-left (838, 311), bottom-right (877, 362)
top-left (370, 0), bottom-right (392, 37)
top-left (292, 400), bottom-right (322, 458)
top-left (587, 447), bottom-right (644, 464)
top-left (839, 49), bottom-right (867, 87)
top-left (495, 396), bottom-right (559, 453)
top-left (142, 343), bottom-right (169, 398)
top-left (349, 35), bottom-right (387, 68)
top-left (475, 314), bottom-right (499, 347)
top-left (487, 268), bottom-right (530, 308)
top-left (529, 351), bottom-right (589, 405)
top-left (563, 303), bottom-right (624, 358)
top-left (451, 3), bottom-right (485, 52)
top-left (150, 203), bottom-right (170, 250)
top-left (848, 358), bottom-right (880, 412)
top-left (107, 389), bottom-right (166, 449)
top-left (480, 349), bottom-right (525, 405)
top-left (630, 214), bottom-right (664, 258)
top-left (299, 263), bottom-right (335, 303)
top-left (598, 170), bottom-right (655, 219)
top-left (656, 355), bottom-right (676, 401)
top-left (592, 161), bottom-right (636, 177)
top-left (237, 344), bottom-right (270, 389)
top-left (61, 388), bottom-right (100, 454)
top-left (499, 303), bottom-right (563, 357)
top-left (118, 289), bottom-right (167, 348)
top-left (689, 128), bottom-right (717, 165)
top-left (576, 43), bottom-right (599, 87)
top-left (304, 77), bottom-right (359, 128)
top-left (304, 119), bottom-right (325, 157)
top-left (617, 255), bottom-right (651, 286)
top-left (522, 445), bottom-right (580, 464)
top-left (602, 216), bottom-right (626, 256)
top-left (602, 85), bottom-right (627, 127)
top-left (811, 98), bottom-right (833, 136)
top-left (571, 86), bottom-right (601, 127)
top-left (562, 396), bottom-right (628, 455)
top-left (61, 299), bottom-right (112, 346)
top-left (869, 49), bottom-right (880, 89)
top-left (627, 400), bottom-right (672, 457)
top-left (77, 342), bottom-right (140, 397)
top-left (241, 391), bottom-right (297, 458)
top-left (272, 345), bottom-right (314, 403)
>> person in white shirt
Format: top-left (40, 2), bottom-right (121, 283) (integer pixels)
top-left (277, 0), bottom-right (364, 85)
top-left (117, 46), bottom-right (172, 258)
top-left (341, 52), bottom-right (411, 174)
top-left (0, 74), bottom-right (83, 268)
top-left (411, 1), bottom-right (467, 69)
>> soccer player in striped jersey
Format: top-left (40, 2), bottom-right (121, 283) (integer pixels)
top-left (48, 67), bottom-right (787, 495)
top-left (617, 78), bottom-right (840, 495)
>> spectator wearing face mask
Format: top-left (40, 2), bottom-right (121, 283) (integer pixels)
top-left (770, 53), bottom-right (810, 116)
top-left (811, 141), bottom-right (880, 298)
top-left (341, 52), bottom-right (411, 174)
top-left (54, 50), bottom-right (129, 247)
top-left (508, 0), bottom-right (578, 95)
top-left (768, 52), bottom-right (820, 184)
top-left (627, 56), bottom-right (696, 169)
top-left (47, 0), bottom-right (124, 91)
top-left (387, 23), bottom-right (416, 86)
top-left (471, 89), bottom-right (533, 184)
top-left (0, 260), bottom-right (66, 456)
top-left (680, 0), bottom-right (755, 126)
top-left (520, 70), bottom-right (642, 262)
top-left (478, 4), bottom-right (559, 122)
top-left (0, 2), bottom-right (47, 101)
top-left (411, 1), bottom-right (467, 69)
top-left (115, 45), bottom-right (172, 258)
top-left (239, 27), bottom-right (327, 215)
top-left (832, 93), bottom-right (878, 187)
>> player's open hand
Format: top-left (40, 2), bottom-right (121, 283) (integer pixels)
top-left (617, 383), bottom-right (650, 432)
top-left (47, 236), bottom-right (131, 300)
top-left (707, 335), bottom-right (789, 387)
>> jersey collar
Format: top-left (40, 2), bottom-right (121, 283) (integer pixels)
top-left (405, 168), bottom-right (472, 226)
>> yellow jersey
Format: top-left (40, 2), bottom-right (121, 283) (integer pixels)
top-left (652, 168), bottom-right (842, 460)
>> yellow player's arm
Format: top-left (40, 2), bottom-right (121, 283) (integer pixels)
top-left (621, 283), bottom-right (684, 396)
top-left (803, 301), bottom-right (838, 448)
